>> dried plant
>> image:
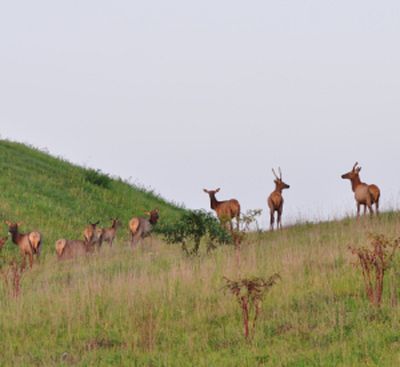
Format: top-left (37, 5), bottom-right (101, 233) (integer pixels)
top-left (349, 234), bottom-right (399, 307)
top-left (223, 273), bottom-right (280, 340)
top-left (1, 260), bottom-right (25, 298)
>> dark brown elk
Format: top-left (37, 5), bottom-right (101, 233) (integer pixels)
top-left (203, 188), bottom-right (241, 230)
top-left (341, 162), bottom-right (380, 217)
top-left (267, 168), bottom-right (290, 231)
top-left (129, 209), bottom-right (159, 248)
top-left (5, 221), bottom-right (42, 268)
top-left (55, 239), bottom-right (95, 260)
top-left (100, 218), bottom-right (121, 247)
top-left (83, 221), bottom-right (100, 244)
top-left (0, 236), bottom-right (8, 250)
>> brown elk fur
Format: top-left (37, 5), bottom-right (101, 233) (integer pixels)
top-left (83, 221), bottom-right (100, 243)
top-left (56, 238), bottom-right (95, 260)
top-left (129, 209), bottom-right (159, 247)
top-left (267, 168), bottom-right (290, 230)
top-left (5, 221), bottom-right (42, 268)
top-left (203, 188), bottom-right (241, 230)
top-left (100, 218), bottom-right (120, 247)
top-left (341, 162), bottom-right (380, 217)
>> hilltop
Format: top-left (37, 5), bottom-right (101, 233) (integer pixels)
top-left (0, 139), bottom-right (185, 254)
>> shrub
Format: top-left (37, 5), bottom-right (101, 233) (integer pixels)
top-left (157, 210), bottom-right (232, 255)
top-left (84, 169), bottom-right (112, 189)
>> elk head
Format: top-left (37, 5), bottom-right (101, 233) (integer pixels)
top-left (145, 209), bottom-right (159, 225)
top-left (341, 162), bottom-right (361, 180)
top-left (272, 168), bottom-right (290, 191)
top-left (203, 188), bottom-right (220, 195)
top-left (4, 221), bottom-right (22, 234)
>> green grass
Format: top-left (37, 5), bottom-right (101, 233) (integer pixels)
top-left (1, 140), bottom-right (400, 366)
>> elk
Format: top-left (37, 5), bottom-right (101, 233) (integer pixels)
top-left (267, 168), bottom-right (290, 231)
top-left (100, 218), bottom-right (121, 247)
top-left (203, 188), bottom-right (241, 231)
top-left (83, 221), bottom-right (100, 244)
top-left (5, 221), bottom-right (42, 268)
top-left (0, 236), bottom-right (8, 250)
top-left (341, 162), bottom-right (380, 217)
top-left (129, 209), bottom-right (159, 248)
top-left (55, 239), bottom-right (95, 260)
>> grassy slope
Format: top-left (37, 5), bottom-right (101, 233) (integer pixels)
top-left (1, 141), bottom-right (400, 366)
top-left (0, 140), bottom-right (184, 255)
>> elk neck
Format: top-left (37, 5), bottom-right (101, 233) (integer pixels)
top-left (274, 183), bottom-right (284, 194)
top-left (349, 175), bottom-right (363, 192)
top-left (10, 229), bottom-right (23, 245)
top-left (209, 192), bottom-right (221, 210)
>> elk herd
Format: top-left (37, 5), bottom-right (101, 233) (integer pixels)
top-left (0, 162), bottom-right (381, 268)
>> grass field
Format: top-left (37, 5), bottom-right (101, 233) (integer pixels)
top-left (1, 141), bottom-right (400, 366)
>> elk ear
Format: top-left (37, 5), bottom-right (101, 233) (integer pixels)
top-left (203, 189), bottom-right (209, 193)
top-left (4, 220), bottom-right (11, 226)
top-left (17, 222), bottom-right (23, 226)
top-left (144, 211), bottom-right (150, 216)
top-left (216, 188), bottom-right (220, 192)
top-left (356, 167), bottom-right (362, 172)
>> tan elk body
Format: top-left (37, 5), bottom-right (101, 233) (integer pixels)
top-left (341, 162), bottom-right (380, 217)
top-left (5, 221), bottom-right (42, 268)
top-left (55, 239), bottom-right (95, 260)
top-left (129, 209), bottom-right (159, 247)
top-left (100, 218), bottom-right (120, 247)
top-left (203, 188), bottom-right (241, 230)
top-left (83, 221), bottom-right (100, 244)
top-left (267, 168), bottom-right (290, 230)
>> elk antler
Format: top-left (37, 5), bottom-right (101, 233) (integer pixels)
top-left (353, 162), bottom-right (359, 171)
top-left (272, 168), bottom-right (279, 180)
top-left (278, 167), bottom-right (282, 179)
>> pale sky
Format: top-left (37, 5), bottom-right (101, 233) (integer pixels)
top-left (1, 1), bottom-right (400, 228)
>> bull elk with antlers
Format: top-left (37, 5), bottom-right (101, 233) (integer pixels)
top-left (341, 162), bottom-right (380, 217)
top-left (203, 188), bottom-right (241, 231)
top-left (267, 168), bottom-right (290, 231)
top-left (5, 221), bottom-right (42, 268)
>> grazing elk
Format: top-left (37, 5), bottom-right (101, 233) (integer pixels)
top-left (5, 221), bottom-right (42, 268)
top-left (341, 162), bottom-right (380, 217)
top-left (55, 239), bottom-right (95, 260)
top-left (0, 236), bottom-right (8, 250)
top-left (267, 168), bottom-right (290, 231)
top-left (83, 221), bottom-right (100, 244)
top-left (203, 188), bottom-right (241, 231)
top-left (129, 209), bottom-right (159, 248)
top-left (100, 218), bottom-right (121, 247)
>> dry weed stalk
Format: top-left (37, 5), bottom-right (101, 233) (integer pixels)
top-left (1, 260), bottom-right (24, 298)
top-left (223, 273), bottom-right (280, 340)
top-left (349, 234), bottom-right (399, 307)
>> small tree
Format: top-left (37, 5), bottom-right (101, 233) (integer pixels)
top-left (158, 210), bottom-right (231, 256)
top-left (223, 274), bottom-right (280, 340)
top-left (349, 234), bottom-right (399, 307)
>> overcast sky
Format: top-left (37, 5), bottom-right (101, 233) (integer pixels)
top-left (1, 1), bottom-right (399, 227)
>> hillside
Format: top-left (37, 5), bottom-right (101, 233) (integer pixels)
top-left (1, 140), bottom-right (400, 366)
top-left (0, 140), bottom-right (185, 255)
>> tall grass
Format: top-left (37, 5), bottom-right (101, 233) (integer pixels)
top-left (1, 213), bottom-right (400, 366)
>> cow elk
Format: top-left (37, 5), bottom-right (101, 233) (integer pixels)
top-left (203, 188), bottom-right (241, 231)
top-left (5, 221), bottom-right (42, 268)
top-left (341, 162), bottom-right (380, 217)
top-left (100, 218), bottom-right (121, 247)
top-left (129, 209), bottom-right (159, 248)
top-left (55, 239), bottom-right (95, 260)
top-left (267, 168), bottom-right (290, 231)
top-left (83, 221), bottom-right (100, 244)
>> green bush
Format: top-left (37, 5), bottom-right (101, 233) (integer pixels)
top-left (84, 169), bottom-right (112, 189)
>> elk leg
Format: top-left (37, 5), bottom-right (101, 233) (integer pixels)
top-left (270, 211), bottom-right (275, 231)
top-left (278, 208), bottom-right (283, 230)
top-left (29, 253), bottom-right (33, 268)
top-left (363, 205), bottom-right (367, 216)
top-left (356, 203), bottom-right (361, 219)
top-left (375, 200), bottom-right (380, 216)
top-left (236, 215), bottom-right (240, 231)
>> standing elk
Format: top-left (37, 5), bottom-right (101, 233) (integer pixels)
top-left (5, 221), bottom-right (42, 268)
top-left (129, 209), bottom-right (159, 248)
top-left (203, 188), bottom-right (241, 231)
top-left (55, 239), bottom-right (96, 260)
top-left (83, 221), bottom-right (100, 244)
top-left (100, 218), bottom-right (121, 247)
top-left (0, 236), bottom-right (8, 250)
top-left (267, 168), bottom-right (290, 231)
top-left (341, 162), bottom-right (380, 217)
